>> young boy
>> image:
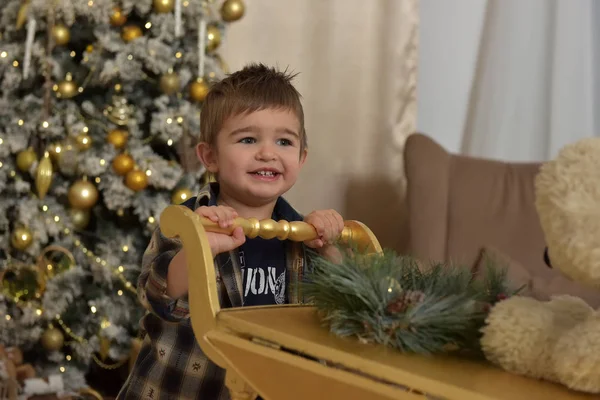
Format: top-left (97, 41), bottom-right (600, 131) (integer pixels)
top-left (117, 64), bottom-right (344, 399)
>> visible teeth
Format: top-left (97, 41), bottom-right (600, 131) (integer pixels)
top-left (255, 171), bottom-right (275, 176)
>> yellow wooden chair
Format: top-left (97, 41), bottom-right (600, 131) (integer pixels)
top-left (159, 205), bottom-right (592, 400)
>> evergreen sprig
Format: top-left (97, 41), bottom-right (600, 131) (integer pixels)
top-left (302, 249), bottom-right (522, 356)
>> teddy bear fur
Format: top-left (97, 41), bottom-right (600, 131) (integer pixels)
top-left (480, 137), bottom-right (600, 393)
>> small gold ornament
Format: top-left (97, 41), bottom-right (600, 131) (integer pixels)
top-left (112, 153), bottom-right (135, 176)
top-left (68, 178), bottom-right (99, 209)
top-left (16, 1), bottom-right (30, 30)
top-left (0, 262), bottom-right (45, 302)
top-left (171, 187), bottom-right (193, 204)
top-left (35, 152), bottom-right (53, 200)
top-left (189, 78), bottom-right (210, 102)
top-left (110, 6), bottom-right (127, 26)
top-left (125, 169), bottom-right (148, 192)
top-left (51, 24), bottom-right (70, 46)
top-left (107, 128), bottom-right (129, 149)
top-left (121, 25), bottom-right (143, 43)
top-left (41, 327), bottom-right (64, 352)
top-left (220, 0), bottom-right (245, 22)
top-left (75, 133), bottom-right (92, 151)
top-left (69, 208), bottom-right (91, 230)
top-left (56, 73), bottom-right (78, 99)
top-left (104, 95), bottom-right (135, 126)
top-left (159, 71), bottom-right (180, 95)
top-left (11, 226), bottom-right (33, 251)
top-left (153, 0), bottom-right (175, 13)
top-left (206, 25), bottom-right (221, 52)
top-left (48, 142), bottom-right (63, 162)
top-left (37, 245), bottom-right (76, 278)
top-left (86, 44), bottom-right (94, 53)
top-left (16, 147), bottom-right (37, 172)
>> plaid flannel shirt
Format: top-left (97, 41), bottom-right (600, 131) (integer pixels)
top-left (118, 183), bottom-right (309, 400)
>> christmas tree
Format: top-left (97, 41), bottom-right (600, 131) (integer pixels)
top-left (0, 0), bottom-right (245, 392)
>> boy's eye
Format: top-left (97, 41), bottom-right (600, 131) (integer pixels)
top-left (277, 138), bottom-right (293, 146)
top-left (239, 137), bottom-right (256, 144)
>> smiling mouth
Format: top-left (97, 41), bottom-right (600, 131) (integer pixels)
top-left (250, 170), bottom-right (281, 179)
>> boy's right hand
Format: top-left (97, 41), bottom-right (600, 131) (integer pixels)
top-left (195, 205), bottom-right (246, 255)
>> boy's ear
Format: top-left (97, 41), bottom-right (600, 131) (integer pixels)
top-left (299, 148), bottom-right (308, 166)
top-left (196, 142), bottom-right (218, 173)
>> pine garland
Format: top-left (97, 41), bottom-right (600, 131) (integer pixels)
top-left (302, 249), bottom-right (522, 356)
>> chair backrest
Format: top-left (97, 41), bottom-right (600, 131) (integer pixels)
top-left (403, 133), bottom-right (549, 278)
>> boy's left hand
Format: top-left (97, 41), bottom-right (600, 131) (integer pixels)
top-left (303, 209), bottom-right (344, 250)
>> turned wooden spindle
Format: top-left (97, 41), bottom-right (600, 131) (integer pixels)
top-left (198, 216), bottom-right (354, 243)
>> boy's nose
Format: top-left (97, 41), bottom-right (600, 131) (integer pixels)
top-left (256, 145), bottom-right (277, 160)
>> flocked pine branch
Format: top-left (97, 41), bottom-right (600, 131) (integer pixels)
top-left (302, 249), bottom-right (523, 356)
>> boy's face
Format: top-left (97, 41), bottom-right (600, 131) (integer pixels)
top-left (197, 108), bottom-right (307, 206)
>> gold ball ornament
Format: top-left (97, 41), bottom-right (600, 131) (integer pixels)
top-left (56, 74), bottom-right (78, 99)
top-left (48, 142), bottom-right (63, 162)
top-left (153, 0), bottom-right (175, 13)
top-left (51, 24), bottom-right (70, 46)
top-left (112, 153), bottom-right (135, 176)
top-left (189, 78), bottom-right (210, 102)
top-left (221, 0), bottom-right (245, 22)
top-left (171, 187), bottom-right (193, 204)
top-left (121, 25), bottom-right (143, 43)
top-left (125, 169), bottom-right (148, 192)
top-left (35, 152), bottom-right (54, 200)
top-left (69, 208), bottom-right (91, 230)
top-left (11, 226), bottom-right (33, 251)
top-left (107, 128), bottom-right (128, 149)
top-left (110, 6), bottom-right (127, 27)
top-left (206, 25), bottom-right (222, 52)
top-left (159, 71), bottom-right (181, 95)
top-left (0, 263), bottom-right (45, 302)
top-left (16, 147), bottom-right (37, 172)
top-left (68, 179), bottom-right (99, 210)
top-left (41, 327), bottom-right (64, 352)
top-left (75, 133), bottom-right (92, 151)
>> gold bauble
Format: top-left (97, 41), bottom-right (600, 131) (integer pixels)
top-left (68, 179), bottom-right (99, 210)
top-left (159, 72), bottom-right (180, 95)
top-left (171, 187), bottom-right (193, 204)
top-left (35, 152), bottom-right (53, 200)
top-left (125, 169), bottom-right (148, 192)
top-left (220, 0), bottom-right (245, 22)
top-left (48, 142), bottom-right (63, 162)
top-left (37, 246), bottom-right (76, 278)
top-left (110, 6), bottom-right (127, 27)
top-left (206, 25), bottom-right (221, 52)
top-left (51, 24), bottom-right (70, 46)
top-left (112, 153), bottom-right (135, 176)
top-left (1, 263), bottom-right (45, 302)
top-left (107, 128), bottom-right (128, 149)
top-left (189, 78), bottom-right (210, 102)
top-left (121, 25), bottom-right (143, 43)
top-left (16, 147), bottom-right (37, 172)
top-left (75, 133), bottom-right (92, 151)
top-left (11, 226), bottom-right (33, 251)
top-left (69, 208), bottom-right (91, 230)
top-left (41, 327), bottom-right (64, 352)
top-left (56, 77), bottom-right (78, 99)
top-left (153, 0), bottom-right (175, 13)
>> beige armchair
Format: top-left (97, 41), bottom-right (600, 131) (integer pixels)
top-left (403, 133), bottom-right (600, 306)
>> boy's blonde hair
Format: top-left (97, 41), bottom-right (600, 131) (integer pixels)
top-left (199, 63), bottom-right (307, 151)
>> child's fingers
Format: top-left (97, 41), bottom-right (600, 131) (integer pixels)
top-left (196, 206), bottom-right (219, 222)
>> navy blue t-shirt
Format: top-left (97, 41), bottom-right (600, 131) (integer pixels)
top-left (238, 237), bottom-right (287, 306)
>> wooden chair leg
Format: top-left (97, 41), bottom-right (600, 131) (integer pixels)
top-left (225, 369), bottom-right (257, 400)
